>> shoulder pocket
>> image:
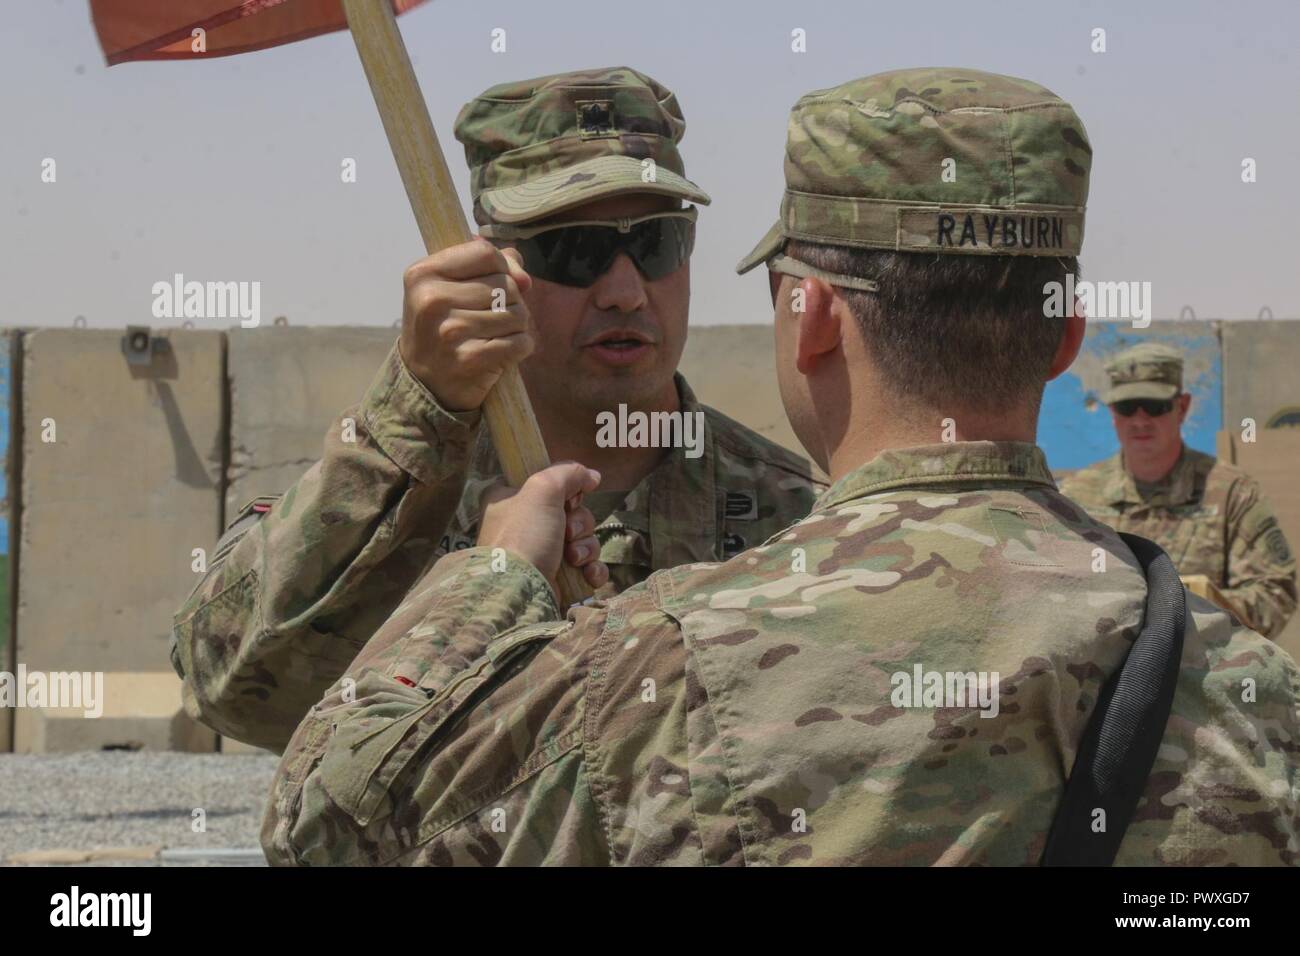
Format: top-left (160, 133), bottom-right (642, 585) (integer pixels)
top-left (176, 565), bottom-right (258, 641)
top-left (319, 625), bottom-right (562, 827)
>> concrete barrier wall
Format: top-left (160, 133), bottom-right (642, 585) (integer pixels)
top-left (3, 320), bottom-right (1298, 750)
top-left (227, 328), bottom-right (397, 517)
top-left (14, 330), bottom-right (223, 752)
top-left (1222, 321), bottom-right (1300, 432)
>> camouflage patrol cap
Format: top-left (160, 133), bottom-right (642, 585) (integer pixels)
top-left (737, 68), bottom-right (1092, 275)
top-left (454, 66), bottom-right (711, 225)
top-left (1103, 343), bottom-right (1183, 403)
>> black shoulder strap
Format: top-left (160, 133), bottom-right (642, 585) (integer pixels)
top-left (1041, 532), bottom-right (1186, 866)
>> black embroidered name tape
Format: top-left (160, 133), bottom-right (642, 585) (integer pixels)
top-left (896, 208), bottom-right (1084, 255)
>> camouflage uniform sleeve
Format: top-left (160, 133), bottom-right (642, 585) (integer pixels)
top-left (1220, 476), bottom-right (1297, 640)
top-left (260, 548), bottom-right (614, 866)
top-left (171, 343), bottom-right (482, 752)
top-left (1117, 601), bottom-right (1300, 865)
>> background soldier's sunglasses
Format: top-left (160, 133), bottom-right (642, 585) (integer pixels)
top-left (1112, 397), bottom-right (1177, 417)
top-left (481, 207), bottom-right (697, 288)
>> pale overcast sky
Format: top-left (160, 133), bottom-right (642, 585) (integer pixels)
top-left (3, 0), bottom-right (1298, 328)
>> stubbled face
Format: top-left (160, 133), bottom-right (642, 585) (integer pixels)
top-left (1112, 392), bottom-right (1190, 475)
top-left (503, 193), bottom-right (691, 418)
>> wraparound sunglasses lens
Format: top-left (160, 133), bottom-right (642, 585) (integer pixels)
top-left (1113, 398), bottom-right (1175, 417)
top-left (491, 216), bottom-right (695, 287)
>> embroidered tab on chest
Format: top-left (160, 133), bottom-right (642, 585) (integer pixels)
top-left (724, 491), bottom-right (757, 520)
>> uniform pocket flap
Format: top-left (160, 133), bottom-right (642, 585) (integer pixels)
top-left (318, 675), bottom-right (441, 826)
top-left (484, 623), bottom-right (563, 668)
top-left (318, 630), bottom-right (560, 828)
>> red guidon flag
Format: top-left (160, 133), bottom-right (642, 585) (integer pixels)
top-left (90, 0), bottom-right (429, 65)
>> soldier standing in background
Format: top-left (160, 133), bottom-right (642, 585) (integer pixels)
top-left (261, 68), bottom-right (1299, 866)
top-left (1060, 343), bottom-right (1296, 639)
top-left (170, 67), bottom-right (819, 752)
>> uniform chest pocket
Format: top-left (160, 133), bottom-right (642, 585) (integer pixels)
top-left (318, 626), bottom-right (560, 827)
top-left (1158, 505), bottom-right (1223, 574)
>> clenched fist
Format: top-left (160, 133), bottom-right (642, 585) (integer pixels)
top-left (478, 462), bottom-right (609, 596)
top-left (399, 237), bottom-right (535, 412)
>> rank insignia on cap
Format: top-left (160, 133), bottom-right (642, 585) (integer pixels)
top-left (724, 491), bottom-right (757, 520)
top-left (577, 100), bottom-right (614, 137)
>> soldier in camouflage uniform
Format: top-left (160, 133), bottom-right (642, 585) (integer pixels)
top-left (262, 68), bottom-right (1299, 866)
top-left (170, 67), bottom-right (819, 752)
top-left (1060, 344), bottom-right (1296, 639)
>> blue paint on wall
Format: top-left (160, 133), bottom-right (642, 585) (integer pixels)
top-left (1040, 324), bottom-right (1222, 471)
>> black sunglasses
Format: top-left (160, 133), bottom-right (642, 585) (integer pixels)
top-left (1113, 398), bottom-right (1176, 417)
top-left (481, 208), bottom-right (696, 288)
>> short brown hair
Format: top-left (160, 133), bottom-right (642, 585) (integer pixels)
top-left (785, 240), bottom-right (1078, 415)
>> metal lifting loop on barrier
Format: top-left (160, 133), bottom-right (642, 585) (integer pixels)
top-left (121, 324), bottom-right (161, 367)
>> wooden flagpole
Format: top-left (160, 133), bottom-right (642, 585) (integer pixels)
top-left (341, 0), bottom-right (592, 606)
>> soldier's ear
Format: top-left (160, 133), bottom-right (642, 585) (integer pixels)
top-left (793, 278), bottom-right (841, 375)
top-left (1046, 311), bottom-right (1086, 381)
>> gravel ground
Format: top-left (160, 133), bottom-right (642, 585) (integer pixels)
top-left (0, 753), bottom-right (279, 865)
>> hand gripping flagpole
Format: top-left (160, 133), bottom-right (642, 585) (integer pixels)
top-left (341, 0), bottom-right (592, 607)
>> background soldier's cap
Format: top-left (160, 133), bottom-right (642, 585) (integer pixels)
top-left (454, 66), bottom-right (711, 224)
top-left (1103, 343), bottom-right (1184, 403)
top-left (737, 67), bottom-right (1092, 274)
